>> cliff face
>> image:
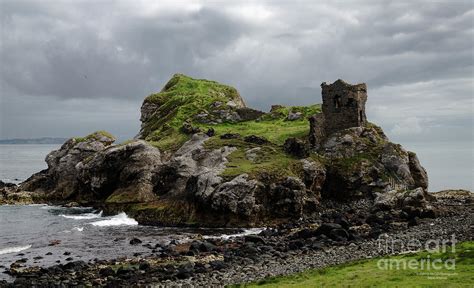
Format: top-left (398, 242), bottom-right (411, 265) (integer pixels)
top-left (16, 75), bottom-right (432, 227)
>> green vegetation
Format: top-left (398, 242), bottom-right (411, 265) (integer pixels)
top-left (200, 104), bottom-right (322, 180)
top-left (128, 200), bottom-right (200, 226)
top-left (74, 130), bottom-right (115, 143)
top-left (204, 137), bottom-right (305, 181)
top-left (105, 190), bottom-right (144, 204)
top-left (200, 104), bottom-right (321, 145)
top-left (140, 74), bottom-right (322, 154)
top-left (141, 74), bottom-right (243, 141)
top-left (232, 241), bottom-right (474, 288)
top-left (134, 74), bottom-right (327, 178)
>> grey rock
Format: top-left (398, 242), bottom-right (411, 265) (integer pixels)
top-left (77, 140), bottom-right (161, 203)
top-left (287, 111), bottom-right (302, 121)
top-left (245, 147), bottom-right (261, 162)
top-left (408, 152), bottom-right (428, 190)
top-left (283, 138), bottom-right (309, 158)
top-left (21, 131), bottom-right (116, 199)
top-left (300, 159), bottom-right (326, 194)
top-left (209, 174), bottom-right (261, 217)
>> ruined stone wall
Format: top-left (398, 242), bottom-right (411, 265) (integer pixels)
top-left (321, 79), bottom-right (367, 135)
top-left (308, 113), bottom-right (326, 149)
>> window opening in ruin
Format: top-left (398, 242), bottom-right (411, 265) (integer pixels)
top-left (334, 95), bottom-right (341, 109)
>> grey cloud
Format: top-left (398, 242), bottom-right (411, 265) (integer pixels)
top-left (1, 0), bottom-right (473, 190)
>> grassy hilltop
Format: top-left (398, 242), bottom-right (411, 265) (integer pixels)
top-left (139, 73), bottom-right (322, 182)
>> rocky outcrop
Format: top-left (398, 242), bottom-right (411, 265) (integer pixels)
top-left (20, 133), bottom-right (161, 205)
top-left (77, 140), bottom-right (161, 204)
top-left (137, 74), bottom-right (247, 140)
top-left (374, 188), bottom-right (436, 218)
top-left (408, 151), bottom-right (428, 190)
top-left (21, 131), bottom-right (116, 200)
top-left (308, 113), bottom-right (325, 149)
top-left (320, 125), bottom-right (428, 200)
top-left (140, 133), bottom-right (323, 226)
top-left (15, 75), bottom-right (432, 228)
top-left (300, 159), bottom-right (326, 195)
top-left (283, 137), bottom-right (309, 158)
top-left (207, 174), bottom-right (261, 217)
top-left (153, 133), bottom-right (235, 199)
top-left (236, 107), bottom-right (266, 121)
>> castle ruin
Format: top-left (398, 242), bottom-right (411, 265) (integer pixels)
top-left (309, 79), bottom-right (368, 148)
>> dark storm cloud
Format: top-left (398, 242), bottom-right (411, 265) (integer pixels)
top-left (1, 0), bottom-right (473, 190)
top-left (1, 1), bottom-right (248, 100)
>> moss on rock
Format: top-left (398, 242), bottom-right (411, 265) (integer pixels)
top-left (139, 74), bottom-right (246, 142)
top-left (73, 130), bottom-right (115, 144)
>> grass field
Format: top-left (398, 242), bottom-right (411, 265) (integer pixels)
top-left (231, 241), bottom-right (474, 287)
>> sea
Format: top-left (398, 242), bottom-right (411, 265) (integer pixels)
top-left (0, 144), bottom-right (261, 281)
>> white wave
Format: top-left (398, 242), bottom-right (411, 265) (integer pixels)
top-left (59, 211), bottom-right (102, 220)
top-left (73, 227), bottom-right (84, 232)
top-left (0, 245), bottom-right (32, 255)
top-left (89, 212), bottom-right (138, 227)
top-left (203, 228), bottom-right (264, 240)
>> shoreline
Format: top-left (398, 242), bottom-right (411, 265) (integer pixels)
top-left (1, 197), bottom-right (472, 287)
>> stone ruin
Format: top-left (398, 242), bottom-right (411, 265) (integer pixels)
top-left (309, 79), bottom-right (368, 148)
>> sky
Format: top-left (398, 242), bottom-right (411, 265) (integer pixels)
top-left (0, 0), bottom-right (473, 191)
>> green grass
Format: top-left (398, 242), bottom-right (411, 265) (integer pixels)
top-left (148, 129), bottom-right (191, 152)
top-left (201, 104), bottom-right (321, 145)
top-left (74, 130), bottom-right (115, 143)
top-left (141, 73), bottom-right (243, 140)
top-left (204, 137), bottom-right (306, 181)
top-left (140, 74), bottom-right (322, 154)
top-left (203, 118), bottom-right (309, 145)
top-left (231, 241), bottom-right (474, 287)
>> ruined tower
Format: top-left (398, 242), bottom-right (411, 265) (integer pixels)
top-left (321, 79), bottom-right (367, 135)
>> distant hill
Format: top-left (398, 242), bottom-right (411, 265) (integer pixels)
top-left (0, 137), bottom-right (67, 144)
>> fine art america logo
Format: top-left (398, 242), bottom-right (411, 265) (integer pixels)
top-left (375, 234), bottom-right (458, 279)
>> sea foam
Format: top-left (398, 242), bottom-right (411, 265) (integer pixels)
top-left (203, 228), bottom-right (264, 240)
top-left (0, 245), bottom-right (32, 255)
top-left (89, 212), bottom-right (138, 227)
top-left (59, 211), bottom-right (103, 220)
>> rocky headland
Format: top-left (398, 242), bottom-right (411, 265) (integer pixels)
top-left (0, 74), bottom-right (472, 287)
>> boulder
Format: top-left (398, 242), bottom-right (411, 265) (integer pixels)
top-left (244, 135), bottom-right (269, 145)
top-left (374, 188), bottom-right (435, 219)
top-left (0, 181), bottom-right (16, 189)
top-left (287, 111), bottom-right (303, 121)
top-left (320, 125), bottom-right (429, 199)
top-left (300, 159), bottom-right (326, 194)
top-left (206, 128), bottom-right (215, 137)
top-left (20, 134), bottom-right (162, 205)
top-left (208, 174), bottom-right (261, 217)
top-left (283, 137), bottom-right (309, 158)
top-left (77, 140), bottom-right (161, 203)
top-left (153, 133), bottom-right (236, 199)
top-left (220, 133), bottom-right (241, 139)
top-left (236, 107), bottom-right (266, 121)
top-left (245, 147), bottom-right (261, 162)
top-left (269, 177), bottom-right (308, 217)
top-left (129, 238), bottom-right (142, 245)
top-left (21, 131), bottom-right (116, 200)
top-left (181, 122), bottom-right (201, 134)
top-left (408, 152), bottom-right (428, 190)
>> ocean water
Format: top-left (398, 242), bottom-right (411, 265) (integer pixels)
top-left (0, 144), bottom-right (262, 281)
top-left (0, 144), bottom-right (60, 184)
top-left (0, 204), bottom-right (261, 280)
